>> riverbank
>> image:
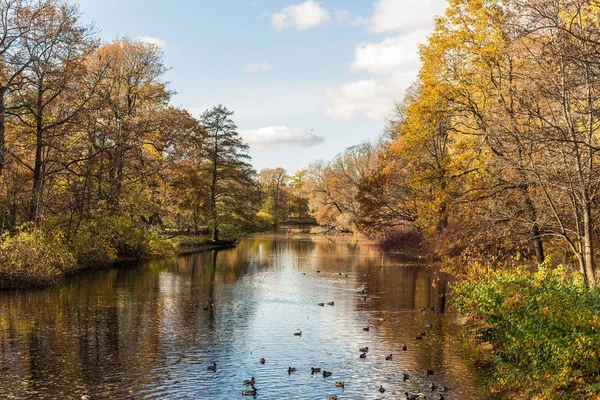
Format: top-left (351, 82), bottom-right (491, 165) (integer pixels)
top-left (0, 228), bottom-right (237, 291)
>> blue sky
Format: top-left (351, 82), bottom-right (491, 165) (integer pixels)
top-left (76, 0), bottom-right (447, 172)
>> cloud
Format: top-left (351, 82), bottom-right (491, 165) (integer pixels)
top-left (324, 72), bottom-right (415, 121)
top-left (351, 31), bottom-right (424, 74)
top-left (322, 0), bottom-right (446, 121)
top-left (136, 36), bottom-right (167, 49)
top-left (239, 126), bottom-right (325, 148)
top-left (244, 62), bottom-right (273, 73)
top-left (333, 9), bottom-right (364, 27)
top-left (271, 0), bottom-right (330, 31)
top-left (367, 0), bottom-right (446, 34)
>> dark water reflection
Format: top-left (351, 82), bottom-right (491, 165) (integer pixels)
top-left (0, 232), bottom-right (487, 399)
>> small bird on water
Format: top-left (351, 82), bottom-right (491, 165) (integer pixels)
top-left (323, 370), bottom-right (332, 377)
top-left (363, 326), bottom-right (370, 332)
top-left (335, 381), bottom-right (345, 388)
top-left (259, 358), bottom-right (266, 364)
top-left (359, 352), bottom-right (367, 359)
top-left (288, 367), bottom-right (296, 374)
top-left (385, 354), bottom-right (393, 361)
top-left (311, 367), bottom-right (321, 374)
top-left (243, 377), bottom-right (255, 385)
top-left (207, 363), bottom-right (217, 372)
top-left (379, 385), bottom-right (386, 393)
top-left (402, 344), bottom-right (408, 351)
top-left (241, 385), bottom-right (257, 396)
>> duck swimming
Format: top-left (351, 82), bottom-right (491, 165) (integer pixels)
top-left (335, 381), bottom-right (345, 388)
top-left (259, 358), bottom-right (265, 364)
top-left (243, 377), bottom-right (255, 385)
top-left (359, 352), bottom-right (367, 359)
top-left (294, 330), bottom-right (302, 336)
top-left (318, 303), bottom-right (325, 307)
top-left (241, 385), bottom-right (257, 396)
top-left (311, 367), bottom-right (321, 374)
top-left (385, 354), bottom-right (393, 361)
top-left (288, 367), bottom-right (296, 374)
top-left (403, 372), bottom-right (410, 381)
top-left (359, 346), bottom-right (369, 353)
top-left (207, 363), bottom-right (217, 372)
top-left (402, 344), bottom-right (408, 351)
top-left (323, 370), bottom-right (332, 377)
top-left (363, 327), bottom-right (369, 332)
top-left (379, 385), bottom-right (386, 393)
top-left (327, 301), bottom-right (334, 306)
top-left (329, 396), bottom-right (338, 400)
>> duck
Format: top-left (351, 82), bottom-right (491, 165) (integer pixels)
top-left (359, 352), bottom-right (367, 359)
top-left (259, 358), bottom-right (266, 364)
top-left (385, 354), bottom-right (393, 361)
top-left (294, 330), bottom-right (302, 336)
top-left (329, 396), bottom-right (338, 400)
top-left (416, 334), bottom-right (423, 340)
top-left (323, 370), bottom-right (332, 377)
top-left (207, 363), bottom-right (217, 372)
top-left (403, 372), bottom-right (410, 381)
top-left (241, 385), bottom-right (257, 396)
top-left (311, 367), bottom-right (321, 374)
top-left (335, 381), bottom-right (345, 388)
top-left (379, 385), bottom-right (386, 393)
top-left (318, 302), bottom-right (325, 307)
top-left (363, 326), bottom-right (370, 332)
top-left (317, 270), bottom-right (321, 273)
top-left (426, 369), bottom-right (434, 376)
top-left (339, 272), bottom-right (342, 275)
top-left (288, 367), bottom-right (296, 374)
top-left (243, 377), bottom-right (255, 385)
top-left (327, 301), bottom-right (335, 306)
top-left (402, 344), bottom-right (408, 351)
top-left (359, 346), bottom-right (369, 353)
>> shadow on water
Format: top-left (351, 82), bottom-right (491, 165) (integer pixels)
top-left (0, 232), bottom-right (489, 399)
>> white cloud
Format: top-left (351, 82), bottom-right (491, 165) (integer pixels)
top-left (324, 72), bottom-right (414, 121)
top-left (333, 9), bottom-right (364, 27)
top-left (271, 0), bottom-right (330, 31)
top-left (136, 36), bottom-right (167, 49)
top-left (351, 31), bottom-right (425, 74)
top-left (322, 0), bottom-right (446, 121)
top-left (367, 0), bottom-right (446, 34)
top-left (239, 126), bottom-right (325, 148)
top-left (244, 62), bottom-right (273, 73)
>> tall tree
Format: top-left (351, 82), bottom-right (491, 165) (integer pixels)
top-left (199, 104), bottom-right (255, 241)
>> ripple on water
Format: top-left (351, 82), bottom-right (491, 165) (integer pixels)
top-left (0, 234), bottom-right (487, 399)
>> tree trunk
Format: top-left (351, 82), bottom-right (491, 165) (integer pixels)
top-left (0, 87), bottom-right (6, 177)
top-left (525, 195), bottom-right (545, 264)
top-left (29, 122), bottom-right (44, 223)
top-left (583, 204), bottom-right (596, 286)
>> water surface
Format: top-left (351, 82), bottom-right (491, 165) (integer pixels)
top-left (0, 232), bottom-right (487, 399)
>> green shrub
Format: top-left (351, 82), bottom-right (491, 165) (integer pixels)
top-left (452, 266), bottom-right (600, 399)
top-left (0, 227), bottom-right (77, 289)
top-left (72, 215), bottom-right (174, 266)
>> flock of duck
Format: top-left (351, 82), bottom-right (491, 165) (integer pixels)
top-left (206, 276), bottom-right (451, 399)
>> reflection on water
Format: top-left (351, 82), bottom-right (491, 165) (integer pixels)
top-left (0, 232), bottom-right (487, 399)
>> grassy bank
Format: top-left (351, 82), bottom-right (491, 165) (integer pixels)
top-left (0, 222), bottom-right (236, 290)
top-left (452, 265), bottom-right (600, 399)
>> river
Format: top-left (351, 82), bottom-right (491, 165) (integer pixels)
top-left (0, 231), bottom-right (488, 399)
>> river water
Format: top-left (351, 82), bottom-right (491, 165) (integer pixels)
top-left (0, 232), bottom-right (488, 399)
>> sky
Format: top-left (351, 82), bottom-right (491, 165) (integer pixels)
top-left (76, 0), bottom-right (447, 172)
